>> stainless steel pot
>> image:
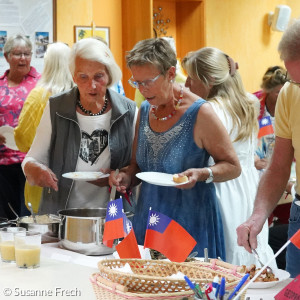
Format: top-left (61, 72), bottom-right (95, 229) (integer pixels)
top-left (16, 215), bottom-right (60, 238)
top-left (58, 208), bottom-right (131, 256)
top-left (7, 202), bottom-right (60, 239)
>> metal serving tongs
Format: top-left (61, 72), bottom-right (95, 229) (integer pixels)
top-left (252, 248), bottom-right (273, 275)
top-left (109, 169), bottom-right (119, 201)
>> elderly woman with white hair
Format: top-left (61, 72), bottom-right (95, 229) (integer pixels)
top-left (22, 38), bottom-right (137, 214)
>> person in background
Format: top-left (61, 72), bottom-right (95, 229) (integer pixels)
top-left (182, 47), bottom-right (276, 268)
top-left (237, 19), bottom-right (300, 278)
top-left (22, 38), bottom-right (137, 214)
top-left (14, 42), bottom-right (75, 213)
top-left (254, 66), bottom-right (287, 171)
top-left (0, 34), bottom-right (40, 219)
top-left (110, 38), bottom-right (241, 259)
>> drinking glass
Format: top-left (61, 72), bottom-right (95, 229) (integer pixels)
top-left (14, 231), bottom-right (41, 268)
top-left (0, 227), bottom-right (26, 263)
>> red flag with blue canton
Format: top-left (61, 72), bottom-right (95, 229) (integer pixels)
top-left (103, 198), bottom-right (124, 247)
top-left (290, 229), bottom-right (300, 249)
top-left (258, 116), bottom-right (274, 138)
top-left (116, 213), bottom-right (141, 258)
top-left (144, 209), bottom-right (197, 262)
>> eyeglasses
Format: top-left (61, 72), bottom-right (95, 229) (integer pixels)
top-left (128, 73), bottom-right (161, 89)
top-left (284, 71), bottom-right (300, 87)
top-left (10, 52), bottom-right (32, 59)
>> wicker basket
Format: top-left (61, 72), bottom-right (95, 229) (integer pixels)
top-left (97, 259), bottom-right (244, 295)
top-left (90, 273), bottom-right (247, 300)
top-left (91, 273), bottom-right (194, 300)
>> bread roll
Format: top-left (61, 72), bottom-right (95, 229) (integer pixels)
top-left (173, 174), bottom-right (188, 183)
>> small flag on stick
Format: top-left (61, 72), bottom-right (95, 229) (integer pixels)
top-left (258, 116), bottom-right (274, 138)
top-left (144, 209), bottom-right (197, 262)
top-left (103, 198), bottom-right (124, 247)
top-left (290, 229), bottom-right (300, 249)
top-left (116, 213), bottom-right (141, 259)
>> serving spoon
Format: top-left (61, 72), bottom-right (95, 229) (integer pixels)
top-left (28, 202), bottom-right (37, 223)
top-left (252, 248), bottom-right (273, 275)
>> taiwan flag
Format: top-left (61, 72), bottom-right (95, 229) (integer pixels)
top-left (116, 214), bottom-right (141, 259)
top-left (258, 116), bottom-right (274, 138)
top-left (103, 198), bottom-right (124, 247)
top-left (290, 229), bottom-right (300, 249)
top-left (144, 209), bottom-right (197, 262)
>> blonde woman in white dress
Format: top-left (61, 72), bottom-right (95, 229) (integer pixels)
top-left (182, 47), bottom-right (277, 268)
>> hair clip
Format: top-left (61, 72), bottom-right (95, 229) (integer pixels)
top-left (226, 56), bottom-right (238, 76)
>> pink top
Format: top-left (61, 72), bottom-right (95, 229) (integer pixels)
top-left (0, 66), bottom-right (41, 165)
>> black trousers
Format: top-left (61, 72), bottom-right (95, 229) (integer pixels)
top-left (0, 163), bottom-right (30, 219)
top-left (268, 223), bottom-right (289, 270)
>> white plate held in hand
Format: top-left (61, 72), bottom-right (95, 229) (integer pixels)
top-left (0, 125), bottom-right (18, 150)
top-left (136, 172), bottom-right (188, 187)
top-left (62, 172), bottom-right (109, 181)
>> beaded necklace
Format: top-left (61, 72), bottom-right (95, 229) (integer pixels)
top-left (77, 97), bottom-right (108, 116)
top-left (151, 85), bottom-right (183, 121)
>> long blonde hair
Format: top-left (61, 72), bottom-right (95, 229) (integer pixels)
top-left (38, 42), bottom-right (74, 99)
top-left (182, 47), bottom-right (258, 142)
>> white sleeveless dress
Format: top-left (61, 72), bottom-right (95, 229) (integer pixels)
top-left (209, 99), bottom-right (277, 269)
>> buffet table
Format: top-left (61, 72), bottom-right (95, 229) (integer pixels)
top-left (0, 242), bottom-right (293, 300)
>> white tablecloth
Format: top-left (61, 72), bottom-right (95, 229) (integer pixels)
top-left (0, 242), bottom-right (292, 300)
top-left (0, 258), bottom-right (97, 299)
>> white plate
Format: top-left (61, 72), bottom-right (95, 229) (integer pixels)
top-left (62, 172), bottom-right (109, 181)
top-left (136, 172), bottom-right (188, 187)
top-left (0, 125), bottom-right (18, 150)
top-left (248, 269), bottom-right (290, 289)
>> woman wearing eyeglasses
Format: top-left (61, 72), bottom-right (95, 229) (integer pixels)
top-left (0, 34), bottom-right (40, 219)
top-left (110, 38), bottom-right (241, 259)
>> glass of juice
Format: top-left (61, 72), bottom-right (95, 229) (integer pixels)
top-left (0, 227), bottom-right (26, 263)
top-left (14, 231), bottom-right (41, 268)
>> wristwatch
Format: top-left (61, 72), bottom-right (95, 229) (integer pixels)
top-left (205, 167), bottom-right (214, 183)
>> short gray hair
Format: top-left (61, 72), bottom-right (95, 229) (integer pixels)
top-left (278, 19), bottom-right (300, 61)
top-left (69, 38), bottom-right (122, 88)
top-left (126, 38), bottom-right (177, 75)
top-left (4, 34), bottom-right (32, 54)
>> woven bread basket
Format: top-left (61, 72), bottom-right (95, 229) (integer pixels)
top-left (91, 272), bottom-right (195, 300)
top-left (97, 259), bottom-right (244, 295)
